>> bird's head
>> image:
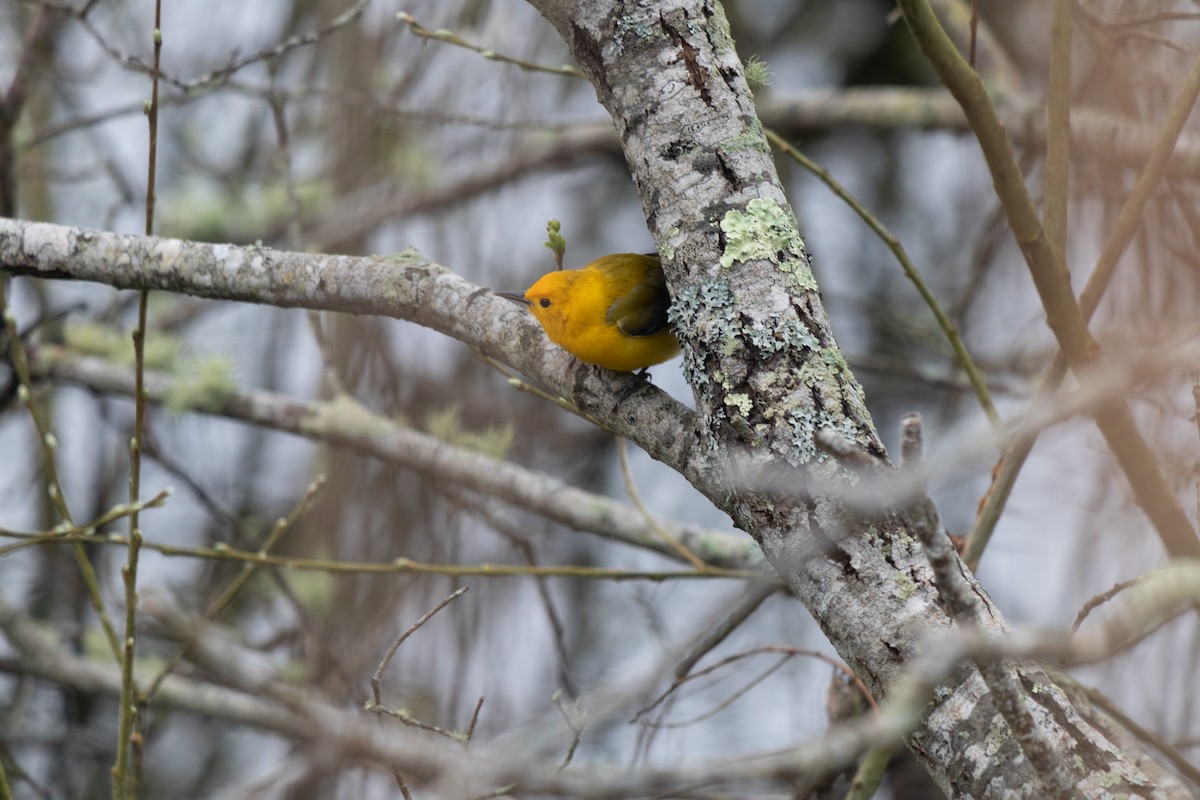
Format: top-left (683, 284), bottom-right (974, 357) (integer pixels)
top-left (496, 270), bottom-right (577, 334)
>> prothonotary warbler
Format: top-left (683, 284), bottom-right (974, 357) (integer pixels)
top-left (497, 253), bottom-right (680, 372)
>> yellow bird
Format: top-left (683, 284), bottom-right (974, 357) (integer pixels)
top-left (497, 253), bottom-right (680, 372)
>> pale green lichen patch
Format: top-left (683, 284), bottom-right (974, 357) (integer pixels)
top-left (796, 361), bottom-right (825, 390)
top-left (707, 2), bottom-right (735, 53)
top-left (718, 335), bottom-right (741, 357)
top-left (813, 345), bottom-right (871, 419)
top-left (894, 573), bottom-right (917, 600)
top-left (779, 255), bottom-right (819, 292)
top-left (719, 198), bottom-right (799, 268)
top-left (724, 392), bottom-right (752, 415)
top-left (720, 117), bottom-right (768, 155)
top-left (425, 406), bottom-right (514, 459)
top-left (380, 247), bottom-right (427, 267)
top-left (657, 228), bottom-right (680, 262)
top-left (744, 55), bottom-right (772, 91)
top-left (372, 249), bottom-right (430, 306)
top-left (718, 198), bottom-right (817, 293)
top-left (818, 346), bottom-right (849, 373)
top-left (726, 202), bottom-right (799, 260)
top-left (306, 393), bottom-right (393, 440)
top-left (165, 355), bottom-right (236, 414)
top-left (65, 321), bottom-right (181, 369)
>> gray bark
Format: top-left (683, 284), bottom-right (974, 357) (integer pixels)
top-left (523, 1), bottom-right (1188, 797)
top-left (0, 0), bottom-right (1191, 793)
top-left (0, 201), bottom-right (1186, 800)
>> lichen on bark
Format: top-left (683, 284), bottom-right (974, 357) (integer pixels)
top-left (524, 2), bottom-right (1192, 797)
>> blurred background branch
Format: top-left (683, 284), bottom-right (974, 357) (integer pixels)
top-left (2, 0), bottom-right (1200, 797)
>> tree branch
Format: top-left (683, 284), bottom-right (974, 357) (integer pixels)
top-left (0, 216), bottom-right (701, 478)
top-left (897, 0), bottom-right (1200, 562)
top-left (522, 2), bottom-right (1194, 797)
top-left (22, 342), bottom-right (753, 570)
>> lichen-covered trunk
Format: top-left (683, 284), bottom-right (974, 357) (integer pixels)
top-left (525, 1), bottom-right (1190, 797)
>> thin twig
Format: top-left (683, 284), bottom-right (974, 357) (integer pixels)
top-left (397, 11), bottom-right (584, 79)
top-left (393, 770), bottom-right (414, 800)
top-left (1072, 577), bottom-right (1147, 633)
top-left (1043, 0), bottom-right (1072, 259)
top-left (0, 489), bottom-right (171, 543)
top-left (673, 581), bottom-right (781, 680)
top-left (114, 5), bottom-right (162, 793)
top-left (370, 587), bottom-right (470, 707)
top-left (0, 529), bottom-right (754, 580)
top-left (1076, 684), bottom-right (1200, 789)
top-left (268, 80), bottom-right (352, 403)
top-left (617, 438), bottom-right (707, 569)
top-left (967, 0), bottom-right (977, 67)
top-left (142, 475), bottom-right (327, 703)
top-left (651, 655), bottom-right (792, 729)
top-left (462, 494), bottom-right (577, 698)
top-left (766, 129), bottom-right (1002, 432)
top-left (552, 690), bottom-right (586, 771)
top-left (67, 0), bottom-right (374, 93)
top-left (464, 696), bottom-right (485, 746)
top-left (483, 355), bottom-right (615, 432)
top-left (899, 0), bottom-right (1200, 563)
top-left (0, 755), bottom-right (13, 800)
top-left (644, 645), bottom-right (877, 722)
top-left (0, 290), bottom-right (121, 662)
top-left (1194, 370), bottom-right (1200, 524)
top-left (266, 66), bottom-right (345, 405)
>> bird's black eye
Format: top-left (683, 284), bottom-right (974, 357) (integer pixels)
top-left (539, 298), bottom-right (551, 308)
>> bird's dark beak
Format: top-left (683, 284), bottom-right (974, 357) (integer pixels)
top-left (495, 291), bottom-right (531, 307)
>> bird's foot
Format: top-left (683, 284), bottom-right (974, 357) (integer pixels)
top-left (612, 368), bottom-right (653, 410)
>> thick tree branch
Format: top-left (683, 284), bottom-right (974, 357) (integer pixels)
top-left (23, 343), bottom-right (755, 570)
top-left (0, 216), bottom-right (701, 479)
top-left (5, 559), bottom-right (1198, 797)
top-left (523, 2), bottom-right (1192, 797)
top-left (2, 1), bottom-right (1194, 788)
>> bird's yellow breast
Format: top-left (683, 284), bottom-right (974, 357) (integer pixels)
top-left (522, 254), bottom-right (680, 372)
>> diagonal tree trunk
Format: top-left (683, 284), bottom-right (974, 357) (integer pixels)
top-left (0, 0), bottom-right (1193, 792)
top-left (522, 1), bottom-right (1192, 796)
